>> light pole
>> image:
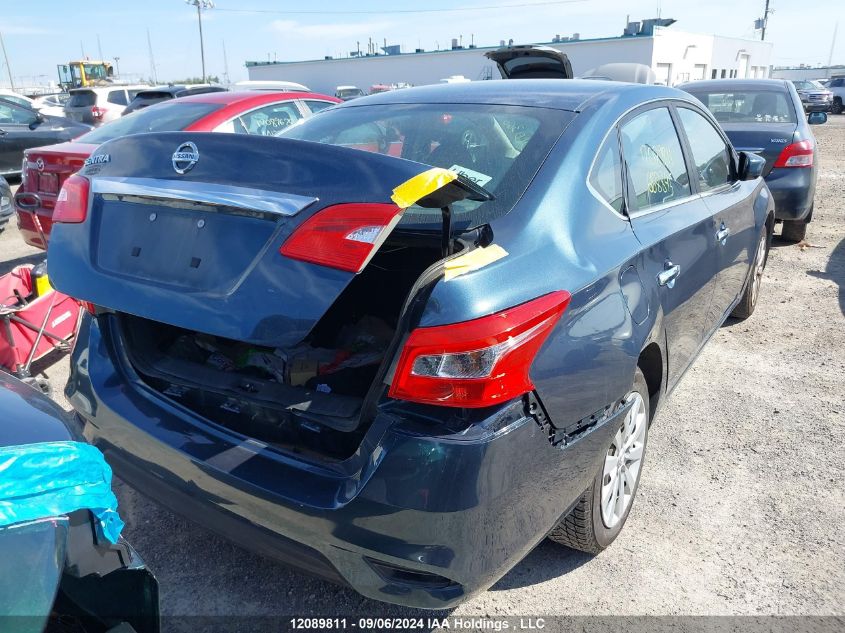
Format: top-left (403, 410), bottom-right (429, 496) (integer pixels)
top-left (114, 56), bottom-right (120, 78)
top-left (186, 0), bottom-right (214, 82)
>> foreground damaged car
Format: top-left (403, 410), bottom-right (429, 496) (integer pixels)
top-left (48, 80), bottom-right (773, 608)
top-left (0, 373), bottom-right (158, 633)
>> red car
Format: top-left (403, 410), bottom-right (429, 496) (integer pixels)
top-left (15, 90), bottom-right (340, 249)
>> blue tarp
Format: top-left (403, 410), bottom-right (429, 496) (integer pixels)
top-left (0, 441), bottom-right (124, 543)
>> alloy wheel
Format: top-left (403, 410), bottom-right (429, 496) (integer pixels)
top-left (600, 391), bottom-right (647, 529)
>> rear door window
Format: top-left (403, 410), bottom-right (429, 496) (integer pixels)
top-left (106, 90), bottom-right (128, 106)
top-left (620, 107), bottom-right (691, 212)
top-left (589, 133), bottom-right (624, 213)
top-left (677, 107), bottom-right (732, 192)
top-left (0, 101), bottom-right (37, 125)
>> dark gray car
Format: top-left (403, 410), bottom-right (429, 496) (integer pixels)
top-left (0, 175), bottom-right (11, 232)
top-left (0, 99), bottom-right (91, 176)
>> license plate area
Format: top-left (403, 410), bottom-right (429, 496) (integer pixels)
top-left (37, 173), bottom-right (58, 195)
top-left (94, 196), bottom-right (279, 292)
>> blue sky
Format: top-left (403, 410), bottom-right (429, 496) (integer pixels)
top-left (1, 0), bottom-right (840, 88)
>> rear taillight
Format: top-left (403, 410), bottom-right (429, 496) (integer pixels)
top-left (774, 139), bottom-right (814, 168)
top-left (389, 291), bottom-right (571, 408)
top-left (91, 105), bottom-right (106, 119)
top-left (280, 203), bottom-right (404, 273)
top-left (53, 175), bottom-right (90, 224)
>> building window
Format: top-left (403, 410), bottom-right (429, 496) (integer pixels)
top-left (721, 69), bottom-right (727, 78)
top-left (711, 68), bottom-right (718, 79)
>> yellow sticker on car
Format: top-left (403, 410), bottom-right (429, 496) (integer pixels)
top-left (444, 244), bottom-right (509, 281)
top-left (391, 167), bottom-right (458, 209)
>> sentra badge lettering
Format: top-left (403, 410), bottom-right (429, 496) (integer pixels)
top-left (172, 142), bottom-right (199, 174)
top-left (83, 153), bottom-right (111, 167)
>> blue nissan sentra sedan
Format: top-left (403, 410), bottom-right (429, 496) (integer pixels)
top-left (46, 80), bottom-right (773, 608)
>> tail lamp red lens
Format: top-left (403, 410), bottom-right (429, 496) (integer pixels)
top-left (280, 203), bottom-right (404, 273)
top-left (53, 175), bottom-right (90, 224)
top-left (773, 139), bottom-right (814, 168)
top-left (91, 106), bottom-right (106, 119)
top-left (389, 291), bottom-right (571, 408)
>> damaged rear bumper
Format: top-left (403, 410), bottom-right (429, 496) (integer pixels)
top-left (68, 313), bottom-right (621, 609)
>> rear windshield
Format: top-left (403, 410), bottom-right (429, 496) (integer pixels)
top-left (134, 91), bottom-right (173, 101)
top-left (67, 91), bottom-right (96, 107)
top-left (685, 89), bottom-right (796, 124)
top-left (78, 101), bottom-right (221, 144)
top-left (337, 88), bottom-right (364, 98)
top-left (280, 103), bottom-right (571, 228)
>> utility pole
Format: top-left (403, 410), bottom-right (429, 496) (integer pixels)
top-left (97, 34), bottom-right (104, 61)
top-left (186, 0), bottom-right (214, 82)
top-left (114, 56), bottom-right (121, 77)
top-left (147, 29), bottom-right (158, 84)
top-left (828, 22), bottom-right (838, 77)
top-left (222, 39), bottom-right (229, 85)
top-left (0, 31), bottom-right (14, 91)
top-left (761, 0), bottom-right (771, 41)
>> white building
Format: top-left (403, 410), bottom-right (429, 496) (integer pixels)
top-left (245, 27), bottom-right (773, 95)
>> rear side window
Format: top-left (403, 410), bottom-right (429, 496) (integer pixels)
top-left (68, 91), bottom-right (96, 107)
top-left (107, 90), bottom-right (128, 106)
top-left (686, 89), bottom-right (796, 124)
top-left (232, 102), bottom-right (303, 135)
top-left (78, 101), bottom-right (221, 144)
top-left (303, 100), bottom-right (335, 114)
top-left (677, 108), bottom-right (732, 192)
top-left (589, 134), bottom-right (624, 213)
top-left (620, 107), bottom-right (691, 212)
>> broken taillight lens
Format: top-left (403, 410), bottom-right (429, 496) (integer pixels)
top-left (389, 291), bottom-right (571, 408)
top-left (53, 174), bottom-right (90, 224)
top-left (280, 203), bottom-right (404, 273)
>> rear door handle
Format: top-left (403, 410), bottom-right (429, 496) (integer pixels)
top-left (716, 222), bottom-right (731, 245)
top-left (657, 262), bottom-right (681, 288)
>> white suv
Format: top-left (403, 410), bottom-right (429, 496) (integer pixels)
top-left (63, 85), bottom-right (148, 126)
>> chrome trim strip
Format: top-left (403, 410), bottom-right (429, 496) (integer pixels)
top-left (90, 176), bottom-right (317, 217)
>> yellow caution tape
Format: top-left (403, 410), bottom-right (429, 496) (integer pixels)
top-left (391, 167), bottom-right (458, 209)
top-left (444, 244), bottom-right (509, 281)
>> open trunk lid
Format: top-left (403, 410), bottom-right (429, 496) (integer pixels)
top-left (485, 45), bottom-right (573, 79)
top-left (47, 132), bottom-right (461, 349)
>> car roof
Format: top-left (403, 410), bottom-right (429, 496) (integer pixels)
top-left (69, 85), bottom-right (149, 94)
top-left (173, 90), bottom-right (334, 107)
top-left (336, 78), bottom-right (687, 112)
top-left (679, 78), bottom-right (789, 92)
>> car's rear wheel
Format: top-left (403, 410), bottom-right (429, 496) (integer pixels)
top-left (548, 369), bottom-right (649, 554)
top-left (731, 228), bottom-right (769, 320)
top-left (781, 215), bottom-right (809, 242)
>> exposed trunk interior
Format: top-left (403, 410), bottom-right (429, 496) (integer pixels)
top-left (119, 233), bottom-right (450, 462)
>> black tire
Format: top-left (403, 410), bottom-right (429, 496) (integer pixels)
top-left (731, 227), bottom-right (770, 320)
top-left (781, 217), bottom-right (808, 242)
top-left (832, 98), bottom-right (843, 115)
top-left (548, 368), bottom-right (649, 554)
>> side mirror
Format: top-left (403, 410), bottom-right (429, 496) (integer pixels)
top-left (807, 111), bottom-right (827, 125)
top-left (737, 151), bottom-right (766, 181)
top-left (28, 111), bottom-right (44, 129)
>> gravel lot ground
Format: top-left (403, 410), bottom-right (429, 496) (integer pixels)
top-left (1, 117), bottom-right (842, 626)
